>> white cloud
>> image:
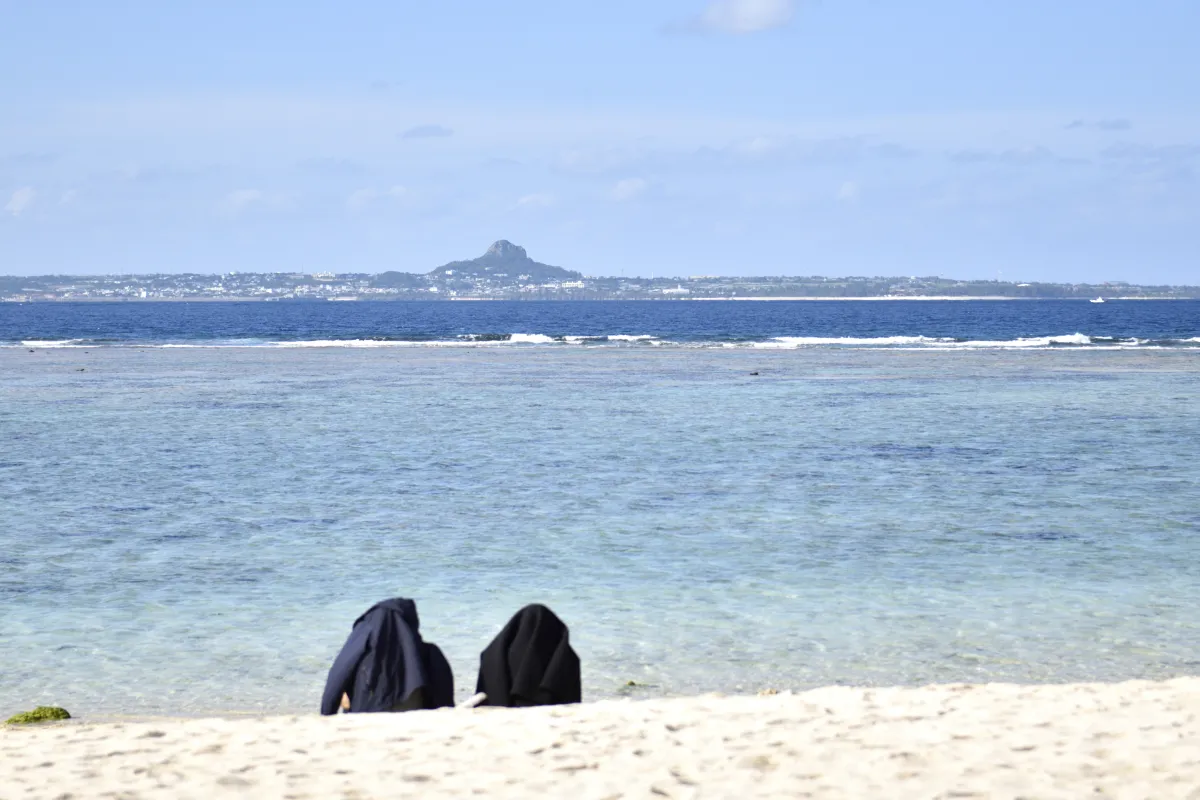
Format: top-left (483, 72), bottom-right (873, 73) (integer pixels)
top-left (516, 192), bottom-right (556, 209)
top-left (4, 186), bottom-right (35, 216)
top-left (60, 189), bottom-right (79, 206)
top-left (347, 185), bottom-right (407, 211)
top-left (837, 181), bottom-right (859, 202)
top-left (697, 0), bottom-right (795, 34)
top-left (611, 177), bottom-right (649, 201)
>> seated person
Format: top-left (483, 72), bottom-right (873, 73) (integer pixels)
top-left (475, 604), bottom-right (580, 707)
top-left (321, 597), bottom-right (453, 714)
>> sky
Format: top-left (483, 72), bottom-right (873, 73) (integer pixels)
top-left (1, 0), bottom-right (1198, 282)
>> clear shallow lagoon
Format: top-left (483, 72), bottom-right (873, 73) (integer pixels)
top-left (2, 345), bottom-right (1198, 716)
top-left (2, 300), bottom-right (1199, 717)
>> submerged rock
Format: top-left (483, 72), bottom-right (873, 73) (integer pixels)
top-left (5, 706), bottom-right (71, 725)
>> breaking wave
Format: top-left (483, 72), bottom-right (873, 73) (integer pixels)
top-left (753, 333), bottom-right (1140, 349)
top-left (5, 333), bottom-right (1199, 350)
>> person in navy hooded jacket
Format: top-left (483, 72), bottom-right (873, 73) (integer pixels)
top-left (321, 598), bottom-right (454, 714)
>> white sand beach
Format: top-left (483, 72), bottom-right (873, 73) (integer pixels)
top-left (4, 678), bottom-right (1199, 799)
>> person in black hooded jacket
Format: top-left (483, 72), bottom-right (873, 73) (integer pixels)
top-left (321, 598), bottom-right (454, 715)
top-left (476, 604), bottom-right (580, 707)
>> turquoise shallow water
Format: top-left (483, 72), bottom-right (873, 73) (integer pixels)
top-left (2, 347), bottom-right (1198, 716)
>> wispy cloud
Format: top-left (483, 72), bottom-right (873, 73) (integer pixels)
top-left (400, 124), bottom-right (454, 140)
top-left (347, 186), bottom-right (407, 211)
top-left (1065, 119), bottom-right (1133, 132)
top-left (4, 187), bottom-right (35, 216)
top-left (219, 189), bottom-right (294, 215)
top-left (950, 146), bottom-right (1075, 166)
top-left (297, 157), bottom-right (370, 175)
top-left (222, 189), bottom-right (264, 214)
top-left (673, 0), bottom-right (796, 34)
top-left (837, 181), bottom-right (859, 202)
top-left (1101, 142), bottom-right (1200, 163)
top-left (555, 143), bottom-right (654, 175)
top-left (516, 192), bottom-right (556, 209)
top-left (2, 153), bottom-right (57, 167)
top-left (611, 177), bottom-right (649, 201)
top-left (723, 136), bottom-right (916, 163)
top-left (556, 136), bottom-right (916, 177)
top-left (59, 189), bottom-right (79, 206)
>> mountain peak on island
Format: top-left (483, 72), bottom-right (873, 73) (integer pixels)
top-left (425, 241), bottom-right (583, 283)
top-left (484, 240), bottom-right (527, 259)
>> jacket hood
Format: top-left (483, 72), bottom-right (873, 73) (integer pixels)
top-left (354, 597), bottom-right (420, 632)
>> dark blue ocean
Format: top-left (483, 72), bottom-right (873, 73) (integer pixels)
top-left (2, 300), bottom-right (1198, 717)
top-left (1, 299), bottom-right (1197, 348)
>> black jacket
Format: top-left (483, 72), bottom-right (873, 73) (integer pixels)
top-left (321, 598), bottom-right (454, 715)
top-left (477, 604), bottom-right (580, 707)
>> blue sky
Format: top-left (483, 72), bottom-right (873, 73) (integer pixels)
top-left (2, 0), bottom-right (1198, 282)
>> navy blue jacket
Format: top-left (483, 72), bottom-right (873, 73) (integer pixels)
top-left (321, 598), bottom-right (454, 715)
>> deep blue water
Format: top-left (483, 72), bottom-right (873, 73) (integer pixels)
top-left (1, 299), bottom-right (1197, 347)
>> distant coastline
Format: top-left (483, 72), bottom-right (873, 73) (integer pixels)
top-left (3, 240), bottom-right (1196, 303)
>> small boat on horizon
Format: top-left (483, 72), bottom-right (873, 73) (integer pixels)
top-left (1090, 297), bottom-right (1106, 303)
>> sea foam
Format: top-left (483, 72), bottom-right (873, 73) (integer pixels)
top-left (3, 333), bottom-right (1198, 350)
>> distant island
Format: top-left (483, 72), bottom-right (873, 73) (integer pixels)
top-left (2, 241), bottom-right (1196, 302)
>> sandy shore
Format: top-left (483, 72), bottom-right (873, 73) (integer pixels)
top-left (4, 678), bottom-right (1199, 799)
